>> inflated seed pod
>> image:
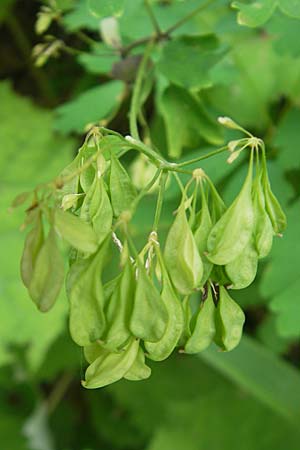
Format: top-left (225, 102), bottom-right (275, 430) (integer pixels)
top-left (80, 174), bottom-right (113, 246)
top-left (28, 226), bottom-right (64, 312)
top-left (55, 208), bottom-right (98, 254)
top-left (252, 174), bottom-right (273, 258)
top-left (129, 260), bottom-right (168, 342)
top-left (109, 153), bottom-right (137, 217)
top-left (194, 187), bottom-right (213, 285)
top-left (225, 239), bottom-right (258, 289)
top-left (164, 202), bottom-right (203, 295)
top-left (21, 211), bottom-right (44, 288)
top-left (214, 286), bottom-right (245, 351)
top-left (102, 261), bottom-right (135, 351)
top-left (82, 337), bottom-right (139, 389)
top-left (124, 346), bottom-right (151, 381)
top-left (207, 152), bottom-right (254, 265)
top-left (145, 252), bottom-right (184, 361)
top-left (67, 238), bottom-right (109, 347)
top-left (261, 171), bottom-right (287, 236)
top-left (185, 286), bottom-right (216, 354)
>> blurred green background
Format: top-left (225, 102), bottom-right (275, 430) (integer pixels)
top-left (1, 1), bottom-right (300, 449)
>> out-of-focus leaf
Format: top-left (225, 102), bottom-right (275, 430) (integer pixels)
top-left (158, 34), bottom-right (226, 91)
top-left (260, 203), bottom-right (300, 336)
top-left (206, 37), bottom-right (300, 130)
top-left (54, 81), bottom-right (124, 134)
top-left (256, 315), bottom-right (292, 354)
top-left (273, 107), bottom-right (300, 170)
top-left (160, 85), bottom-right (223, 158)
top-left (279, 0), bottom-right (300, 19)
top-left (200, 334), bottom-right (300, 423)
top-left (0, 81), bottom-right (73, 371)
top-left (107, 348), bottom-right (300, 450)
top-left (77, 45), bottom-right (118, 74)
top-left (88, 0), bottom-right (125, 18)
top-left (232, 0), bottom-right (277, 27)
top-left (63, 0), bottom-right (99, 30)
top-left (266, 12), bottom-right (300, 56)
top-left (119, 0), bottom-right (205, 42)
top-left (232, 0), bottom-right (300, 27)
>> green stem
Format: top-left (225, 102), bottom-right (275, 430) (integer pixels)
top-left (153, 171), bottom-right (168, 231)
top-left (130, 168), bottom-right (162, 213)
top-left (129, 40), bottom-right (154, 140)
top-left (144, 0), bottom-right (162, 35)
top-left (177, 146), bottom-right (228, 167)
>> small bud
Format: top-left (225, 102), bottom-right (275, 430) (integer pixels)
top-left (227, 150), bottom-right (241, 164)
top-left (218, 116), bottom-right (241, 130)
top-left (228, 140), bottom-right (241, 152)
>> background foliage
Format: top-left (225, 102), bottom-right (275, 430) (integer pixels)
top-left (1, 0), bottom-right (300, 449)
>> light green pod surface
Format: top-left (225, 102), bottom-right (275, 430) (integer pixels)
top-left (225, 240), bottom-right (258, 289)
top-left (83, 338), bottom-right (139, 389)
top-left (28, 227), bottom-right (64, 312)
top-left (102, 262), bottom-right (135, 351)
top-left (109, 153), bottom-right (136, 217)
top-left (185, 287), bottom-right (216, 354)
top-left (164, 204), bottom-right (203, 295)
top-left (55, 208), bottom-right (98, 254)
top-left (130, 262), bottom-right (168, 343)
top-left (252, 178), bottom-right (273, 258)
top-left (207, 157), bottom-right (254, 265)
top-left (145, 269), bottom-right (184, 361)
top-left (262, 171), bottom-right (287, 235)
top-left (214, 286), bottom-right (245, 351)
top-left (194, 196), bottom-right (213, 285)
top-left (21, 212), bottom-right (44, 288)
top-left (124, 346), bottom-right (151, 381)
top-left (80, 175), bottom-right (113, 246)
top-left (68, 243), bottom-right (107, 347)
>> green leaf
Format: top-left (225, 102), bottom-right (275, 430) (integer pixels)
top-left (279, 0), bottom-right (300, 18)
top-left (200, 334), bottom-right (300, 423)
top-left (63, 0), bottom-right (99, 31)
top-left (160, 85), bottom-right (223, 158)
top-left (232, 0), bottom-right (277, 27)
top-left (88, 0), bottom-right (125, 18)
top-left (158, 34), bottom-right (226, 91)
top-left (55, 81), bottom-right (124, 134)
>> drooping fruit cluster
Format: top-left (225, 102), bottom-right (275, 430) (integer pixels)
top-left (16, 122), bottom-right (286, 389)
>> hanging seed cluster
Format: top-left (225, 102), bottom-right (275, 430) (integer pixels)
top-left (16, 121), bottom-right (286, 389)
